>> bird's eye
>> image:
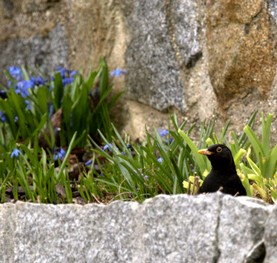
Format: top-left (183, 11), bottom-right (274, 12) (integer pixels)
top-left (216, 147), bottom-right (222, 153)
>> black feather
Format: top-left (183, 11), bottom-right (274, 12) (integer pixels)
top-left (198, 144), bottom-right (246, 196)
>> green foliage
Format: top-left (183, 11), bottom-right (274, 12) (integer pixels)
top-left (90, 116), bottom-right (195, 202)
top-left (0, 59), bottom-right (123, 203)
top-left (59, 59), bottom-right (122, 146)
top-left (180, 112), bottom-right (277, 203)
top-left (90, 113), bottom-right (276, 203)
top-left (0, 59), bottom-right (121, 147)
top-left (240, 113), bottom-right (277, 201)
top-left (88, 116), bottom-right (235, 201)
top-left (0, 134), bottom-right (76, 203)
top-left (0, 63), bottom-right (276, 204)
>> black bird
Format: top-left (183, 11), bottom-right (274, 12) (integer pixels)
top-left (198, 144), bottom-right (246, 196)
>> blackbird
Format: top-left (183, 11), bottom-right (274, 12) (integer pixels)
top-left (198, 144), bottom-right (246, 196)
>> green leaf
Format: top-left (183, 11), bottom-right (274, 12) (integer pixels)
top-left (265, 144), bottom-right (277, 178)
top-left (243, 125), bottom-right (264, 163)
top-left (261, 113), bottom-right (272, 155)
top-left (52, 73), bottom-right (63, 110)
top-left (178, 129), bottom-right (208, 174)
top-left (234, 148), bottom-right (246, 167)
top-left (247, 156), bottom-right (262, 177)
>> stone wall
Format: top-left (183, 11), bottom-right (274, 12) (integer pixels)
top-left (0, 0), bottom-right (276, 139)
top-left (0, 194), bottom-right (276, 262)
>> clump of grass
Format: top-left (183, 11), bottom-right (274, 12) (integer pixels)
top-left (0, 59), bottom-right (125, 203)
top-left (0, 58), bottom-right (123, 147)
top-left (89, 112), bottom-right (276, 204)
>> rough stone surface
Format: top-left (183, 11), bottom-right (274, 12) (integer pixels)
top-left (206, 0), bottom-right (277, 105)
top-left (264, 202), bottom-right (277, 263)
top-left (138, 194), bottom-right (221, 263)
top-left (0, 0), bottom-right (68, 84)
top-left (268, 0), bottom-right (277, 25)
top-left (66, 0), bottom-right (125, 73)
top-left (218, 196), bottom-right (270, 263)
top-left (0, 24), bottom-right (67, 83)
top-left (0, 0), bottom-right (277, 140)
top-left (0, 194), bottom-right (275, 263)
top-left (14, 201), bottom-right (139, 262)
top-left (122, 0), bottom-right (201, 112)
top-left (170, 0), bottom-right (202, 68)
top-left (0, 203), bottom-right (16, 263)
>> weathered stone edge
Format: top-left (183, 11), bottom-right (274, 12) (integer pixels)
top-left (0, 194), bottom-right (275, 263)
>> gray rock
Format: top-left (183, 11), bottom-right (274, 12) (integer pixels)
top-left (268, 0), bottom-right (277, 25)
top-left (14, 201), bottom-right (139, 263)
top-left (0, 203), bottom-right (16, 262)
top-left (122, 0), bottom-right (201, 112)
top-left (0, 24), bottom-right (68, 84)
top-left (264, 202), bottom-right (277, 263)
top-left (170, 0), bottom-right (202, 68)
top-left (0, 194), bottom-right (275, 263)
top-left (218, 196), bottom-right (270, 263)
top-left (138, 194), bottom-right (221, 263)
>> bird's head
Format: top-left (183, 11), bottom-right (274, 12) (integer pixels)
top-left (198, 144), bottom-right (236, 173)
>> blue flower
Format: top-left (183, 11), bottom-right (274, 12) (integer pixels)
top-left (30, 76), bottom-right (46, 86)
top-left (14, 116), bottom-right (18, 122)
top-left (70, 70), bottom-right (78, 78)
top-left (85, 159), bottom-right (92, 166)
top-left (53, 148), bottom-right (66, 161)
top-left (9, 66), bottom-right (22, 80)
top-left (56, 66), bottom-right (69, 78)
top-left (15, 80), bottom-right (34, 98)
top-left (25, 100), bottom-right (31, 110)
top-left (166, 137), bottom-right (174, 144)
top-left (110, 68), bottom-right (127, 77)
top-left (54, 67), bottom-right (77, 87)
top-left (0, 111), bottom-right (6, 122)
top-left (103, 143), bottom-right (113, 151)
top-left (11, 148), bottom-right (21, 158)
top-left (62, 77), bottom-right (74, 86)
top-left (143, 174), bottom-right (149, 180)
top-left (159, 129), bottom-right (169, 137)
top-left (157, 157), bottom-right (163, 163)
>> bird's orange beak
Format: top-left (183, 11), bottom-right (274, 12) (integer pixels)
top-left (198, 149), bottom-right (213, 156)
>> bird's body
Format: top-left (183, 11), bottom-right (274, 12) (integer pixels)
top-left (198, 144), bottom-right (246, 196)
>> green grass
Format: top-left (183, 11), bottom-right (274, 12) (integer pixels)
top-left (0, 63), bottom-right (276, 204)
top-left (89, 112), bottom-right (276, 203)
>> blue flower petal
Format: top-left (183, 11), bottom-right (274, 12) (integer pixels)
top-left (103, 143), bottom-right (113, 151)
top-left (62, 77), bottom-right (74, 86)
top-left (110, 68), bottom-right (127, 77)
top-left (85, 159), bottom-right (92, 166)
top-left (159, 129), bottom-right (169, 137)
top-left (70, 70), bottom-right (78, 78)
top-left (9, 66), bottom-right (22, 77)
top-left (15, 80), bottom-right (34, 98)
top-left (0, 111), bottom-right (6, 122)
top-left (54, 148), bottom-right (66, 161)
top-left (157, 157), bottom-right (163, 163)
top-left (11, 148), bottom-right (21, 158)
top-left (25, 100), bottom-right (31, 110)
